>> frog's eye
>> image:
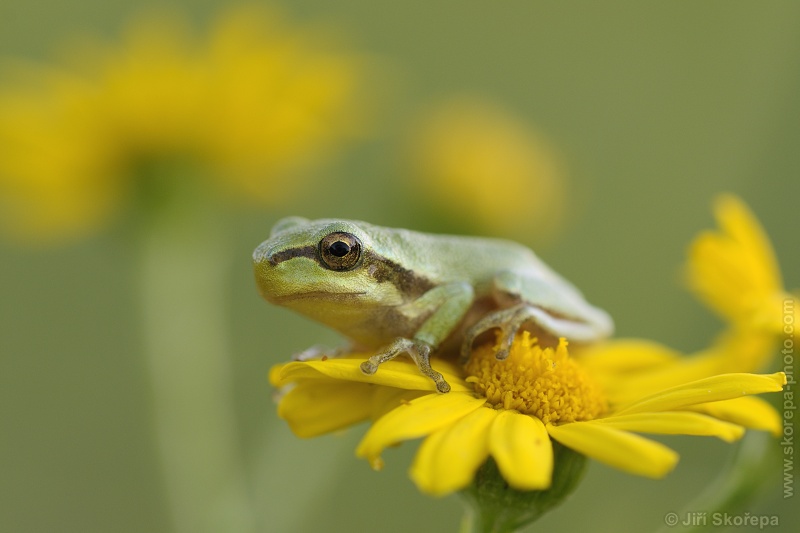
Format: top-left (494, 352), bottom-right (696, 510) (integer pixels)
top-left (319, 232), bottom-right (362, 271)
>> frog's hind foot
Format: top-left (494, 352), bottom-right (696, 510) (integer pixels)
top-left (460, 304), bottom-right (531, 364)
top-left (360, 337), bottom-right (451, 393)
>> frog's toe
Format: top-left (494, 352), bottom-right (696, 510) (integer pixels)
top-left (417, 363), bottom-right (451, 393)
top-left (494, 348), bottom-right (510, 361)
top-left (360, 360), bottom-right (379, 375)
top-left (434, 375), bottom-right (451, 394)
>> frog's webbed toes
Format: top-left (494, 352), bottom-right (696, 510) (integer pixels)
top-left (360, 337), bottom-right (451, 393)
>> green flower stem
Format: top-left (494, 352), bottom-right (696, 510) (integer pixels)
top-left (136, 162), bottom-right (254, 533)
top-left (653, 431), bottom-right (777, 533)
top-left (461, 442), bottom-right (587, 533)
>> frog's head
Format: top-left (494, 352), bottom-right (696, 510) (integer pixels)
top-left (253, 217), bottom-right (410, 322)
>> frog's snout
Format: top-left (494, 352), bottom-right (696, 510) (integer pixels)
top-left (253, 241), bottom-right (279, 302)
top-left (252, 240), bottom-right (276, 267)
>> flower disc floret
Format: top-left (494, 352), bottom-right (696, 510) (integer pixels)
top-left (465, 333), bottom-right (607, 424)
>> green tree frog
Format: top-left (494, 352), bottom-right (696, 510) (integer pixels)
top-left (254, 217), bottom-right (613, 393)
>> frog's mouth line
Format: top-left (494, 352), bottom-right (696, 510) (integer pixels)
top-left (271, 291), bottom-right (368, 303)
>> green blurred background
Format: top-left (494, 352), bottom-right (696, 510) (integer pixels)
top-left (1, 1), bottom-right (799, 532)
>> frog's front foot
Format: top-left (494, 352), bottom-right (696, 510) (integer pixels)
top-left (460, 304), bottom-right (546, 364)
top-left (360, 337), bottom-right (451, 393)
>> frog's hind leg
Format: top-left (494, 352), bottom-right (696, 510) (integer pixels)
top-left (360, 337), bottom-right (451, 393)
top-left (460, 270), bottom-right (613, 364)
top-left (460, 303), bottom-right (606, 364)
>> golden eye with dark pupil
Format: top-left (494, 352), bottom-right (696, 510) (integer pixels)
top-left (319, 232), bottom-right (362, 271)
top-left (329, 241), bottom-right (350, 257)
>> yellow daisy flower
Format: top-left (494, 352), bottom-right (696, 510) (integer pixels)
top-left (0, 6), bottom-right (366, 242)
top-left (272, 332), bottom-right (785, 497)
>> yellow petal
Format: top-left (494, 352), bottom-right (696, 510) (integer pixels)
top-left (686, 195), bottom-right (783, 328)
top-left (598, 353), bottom-right (726, 406)
top-left (577, 338), bottom-right (681, 373)
top-left (355, 392), bottom-right (486, 469)
top-left (370, 386), bottom-right (430, 420)
top-left (595, 412), bottom-right (744, 442)
top-left (692, 327), bottom-right (779, 375)
top-left (687, 396), bottom-right (783, 436)
top-left (546, 422), bottom-right (678, 478)
top-left (488, 411), bottom-right (553, 490)
top-left (410, 407), bottom-right (498, 496)
top-left (277, 356), bottom-right (470, 392)
top-left (715, 194), bottom-right (782, 293)
top-left (268, 363), bottom-right (284, 386)
top-left (614, 372), bottom-right (786, 416)
top-left (603, 351), bottom-right (748, 405)
top-left (278, 380), bottom-right (374, 438)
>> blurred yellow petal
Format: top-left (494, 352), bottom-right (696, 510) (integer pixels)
top-left (356, 392), bottom-right (486, 469)
top-left (583, 328), bottom-right (782, 406)
top-left (595, 412), bottom-right (744, 442)
top-left (268, 364), bottom-right (285, 387)
top-left (576, 338), bottom-right (681, 373)
top-left (410, 97), bottom-right (565, 241)
top-left (615, 372), bottom-right (786, 415)
top-left (0, 69), bottom-right (118, 242)
top-left (276, 356), bottom-right (469, 392)
top-left (686, 194), bottom-right (789, 332)
top-left (599, 352), bottom-right (729, 405)
top-left (410, 407), bottom-right (497, 496)
top-left (577, 338), bottom-right (700, 404)
top-left (687, 396), bottom-right (783, 436)
top-left (278, 380), bottom-right (374, 438)
top-left (714, 194), bottom-right (781, 291)
top-left (547, 422), bottom-right (678, 478)
top-left (204, 5), bottom-right (367, 202)
top-left (701, 327), bottom-right (780, 374)
top-left (489, 410), bottom-right (553, 490)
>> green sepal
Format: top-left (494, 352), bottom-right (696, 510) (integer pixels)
top-left (460, 442), bottom-right (587, 533)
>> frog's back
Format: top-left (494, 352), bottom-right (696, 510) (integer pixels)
top-left (370, 223), bottom-right (559, 287)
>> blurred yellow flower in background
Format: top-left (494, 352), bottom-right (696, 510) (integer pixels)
top-left (0, 5), bottom-right (366, 242)
top-left (409, 98), bottom-right (566, 241)
top-left (580, 195), bottom-right (798, 389)
top-left (0, 7), bottom-right (372, 533)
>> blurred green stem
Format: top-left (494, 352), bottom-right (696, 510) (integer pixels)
top-left (137, 161), bottom-right (254, 533)
top-left (652, 431), bottom-right (776, 533)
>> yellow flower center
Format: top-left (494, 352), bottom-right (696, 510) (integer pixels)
top-left (465, 332), bottom-right (607, 424)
